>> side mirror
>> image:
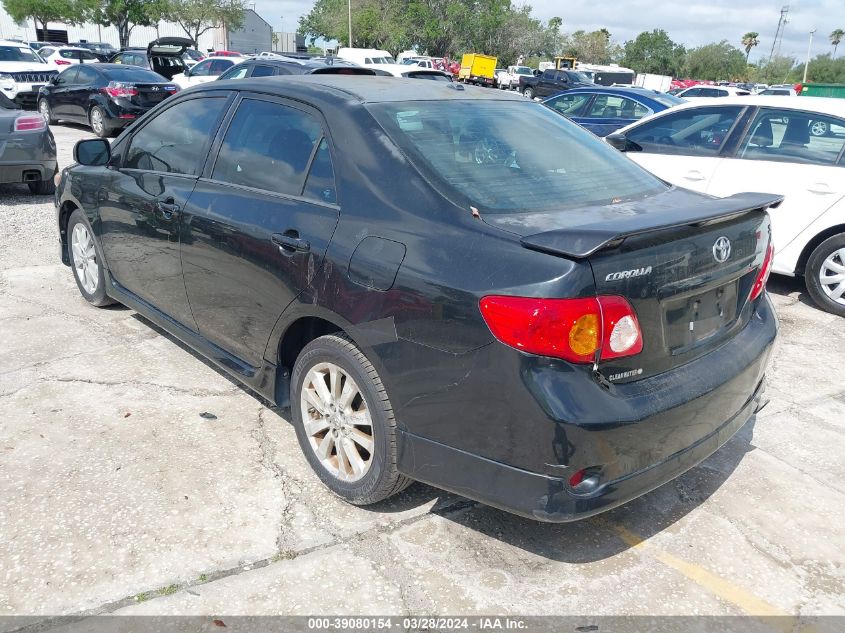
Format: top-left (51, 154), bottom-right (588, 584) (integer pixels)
top-left (74, 138), bottom-right (111, 166)
top-left (606, 132), bottom-right (633, 152)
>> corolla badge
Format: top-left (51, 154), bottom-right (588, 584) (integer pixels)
top-left (713, 236), bottom-right (731, 263)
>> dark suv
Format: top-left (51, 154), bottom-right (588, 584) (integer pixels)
top-left (55, 77), bottom-right (778, 522)
top-left (109, 37), bottom-right (192, 80)
top-left (520, 68), bottom-right (594, 99)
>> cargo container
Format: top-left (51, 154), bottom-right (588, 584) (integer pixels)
top-left (800, 83), bottom-right (845, 98)
top-left (458, 53), bottom-right (497, 86)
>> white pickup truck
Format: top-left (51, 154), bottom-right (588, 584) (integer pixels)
top-left (495, 65), bottom-right (533, 90)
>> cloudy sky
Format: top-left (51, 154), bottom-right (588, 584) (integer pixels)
top-left (259, 0), bottom-right (843, 63)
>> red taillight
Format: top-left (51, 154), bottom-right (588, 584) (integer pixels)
top-left (14, 115), bottom-right (47, 132)
top-left (749, 243), bottom-right (774, 301)
top-left (102, 82), bottom-right (138, 98)
top-left (479, 295), bottom-right (643, 364)
top-left (55, 59), bottom-right (71, 66)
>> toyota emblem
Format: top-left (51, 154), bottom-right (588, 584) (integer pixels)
top-left (713, 236), bottom-right (731, 263)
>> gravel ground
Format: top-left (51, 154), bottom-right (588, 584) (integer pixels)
top-left (0, 123), bottom-right (95, 270)
top-left (1, 123), bottom-right (844, 624)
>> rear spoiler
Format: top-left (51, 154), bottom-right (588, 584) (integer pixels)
top-left (520, 192), bottom-right (784, 259)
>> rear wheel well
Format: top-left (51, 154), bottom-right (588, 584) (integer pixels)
top-left (58, 201), bottom-right (79, 265)
top-left (795, 224), bottom-right (845, 276)
top-left (275, 316), bottom-right (343, 405)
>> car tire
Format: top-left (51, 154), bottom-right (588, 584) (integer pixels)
top-left (523, 87), bottom-right (535, 99)
top-left (89, 106), bottom-right (109, 138)
top-left (67, 209), bottom-right (115, 307)
top-left (805, 234), bottom-right (845, 317)
top-left (38, 98), bottom-right (55, 125)
top-left (809, 120), bottom-right (829, 137)
top-left (290, 333), bottom-right (412, 505)
top-left (28, 177), bottom-right (55, 195)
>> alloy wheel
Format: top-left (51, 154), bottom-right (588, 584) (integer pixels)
top-left (90, 108), bottom-right (104, 135)
top-left (39, 99), bottom-right (50, 121)
top-left (299, 362), bottom-right (375, 482)
top-left (819, 247), bottom-right (845, 306)
top-left (810, 120), bottom-right (828, 137)
top-left (71, 223), bottom-right (99, 295)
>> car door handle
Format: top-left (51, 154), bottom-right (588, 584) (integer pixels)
top-left (684, 171), bottom-right (706, 182)
top-left (807, 183), bottom-right (834, 194)
top-left (272, 232), bottom-right (310, 254)
top-left (154, 197), bottom-right (180, 219)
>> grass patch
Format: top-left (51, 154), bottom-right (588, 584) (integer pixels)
top-left (197, 573), bottom-right (209, 583)
top-left (134, 592), bottom-right (151, 602)
top-left (157, 584), bottom-right (180, 596)
top-left (271, 549), bottom-right (297, 562)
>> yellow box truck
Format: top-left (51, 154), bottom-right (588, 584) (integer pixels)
top-left (458, 53), bottom-right (498, 87)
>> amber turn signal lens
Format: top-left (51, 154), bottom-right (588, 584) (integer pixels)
top-left (568, 313), bottom-right (599, 357)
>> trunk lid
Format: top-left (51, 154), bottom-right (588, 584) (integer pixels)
top-left (483, 188), bottom-right (782, 382)
top-left (130, 82), bottom-right (179, 107)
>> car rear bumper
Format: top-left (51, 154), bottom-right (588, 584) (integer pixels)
top-left (396, 294), bottom-right (777, 522)
top-left (0, 161), bottom-right (56, 184)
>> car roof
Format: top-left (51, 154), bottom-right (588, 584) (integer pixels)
top-left (0, 39), bottom-right (35, 46)
top-left (186, 74), bottom-right (526, 104)
top-left (673, 94), bottom-right (845, 117)
top-left (564, 86), bottom-right (669, 99)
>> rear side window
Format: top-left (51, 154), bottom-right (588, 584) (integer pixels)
top-left (125, 97), bottom-right (227, 175)
top-left (74, 65), bottom-right (100, 85)
top-left (211, 99), bottom-right (321, 196)
top-left (303, 139), bottom-right (337, 203)
top-left (625, 106), bottom-right (744, 156)
top-left (251, 64), bottom-right (275, 77)
top-left (586, 95), bottom-right (650, 119)
top-left (738, 109), bottom-right (845, 166)
top-left (60, 49), bottom-right (98, 60)
top-left (368, 101), bottom-right (665, 213)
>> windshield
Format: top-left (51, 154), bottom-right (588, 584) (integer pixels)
top-left (514, 66), bottom-right (532, 75)
top-left (368, 101), bottom-right (665, 214)
top-left (652, 93), bottom-right (686, 108)
top-left (104, 67), bottom-right (168, 82)
top-left (0, 45), bottom-right (43, 63)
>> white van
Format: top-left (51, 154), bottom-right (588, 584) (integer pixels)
top-left (336, 48), bottom-right (396, 66)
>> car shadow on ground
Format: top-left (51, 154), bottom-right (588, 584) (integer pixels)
top-left (766, 274), bottom-right (817, 310)
top-left (130, 311), bottom-right (757, 563)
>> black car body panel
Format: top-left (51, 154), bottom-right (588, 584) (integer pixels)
top-left (0, 102), bottom-right (56, 185)
top-left (55, 76), bottom-right (779, 521)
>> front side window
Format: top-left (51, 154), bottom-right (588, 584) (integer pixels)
top-left (586, 95), bottom-right (650, 119)
top-left (211, 99), bottom-right (322, 196)
top-left (545, 92), bottom-right (591, 116)
top-left (625, 106), bottom-right (744, 156)
top-left (739, 109), bottom-right (845, 166)
top-left (125, 97), bottom-right (227, 175)
top-left (368, 100), bottom-right (665, 213)
top-left (208, 59), bottom-right (234, 75)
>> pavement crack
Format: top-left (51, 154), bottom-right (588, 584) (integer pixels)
top-left (43, 377), bottom-right (240, 399)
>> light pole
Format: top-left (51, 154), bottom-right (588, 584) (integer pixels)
top-left (348, 0), bottom-right (353, 47)
top-left (803, 28), bottom-right (816, 83)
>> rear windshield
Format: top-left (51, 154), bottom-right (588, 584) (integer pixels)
top-left (103, 66), bottom-right (167, 82)
top-left (653, 93), bottom-right (686, 108)
top-left (0, 45), bottom-right (42, 63)
top-left (60, 49), bottom-right (99, 60)
top-left (368, 100), bottom-right (665, 213)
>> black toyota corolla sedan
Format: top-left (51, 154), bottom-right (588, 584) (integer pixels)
top-left (39, 64), bottom-right (178, 137)
top-left (55, 77), bottom-right (780, 522)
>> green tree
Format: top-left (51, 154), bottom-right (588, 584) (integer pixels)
top-left (831, 29), bottom-right (844, 59)
top-left (563, 28), bottom-right (620, 64)
top-left (621, 29), bottom-right (686, 76)
top-left (803, 53), bottom-right (845, 83)
top-left (741, 31), bottom-right (759, 63)
top-left (685, 40), bottom-right (747, 80)
top-left (1, 0), bottom-right (84, 37)
top-left (751, 55), bottom-right (797, 85)
top-left (164, 0), bottom-right (245, 47)
top-left (81, 0), bottom-right (169, 47)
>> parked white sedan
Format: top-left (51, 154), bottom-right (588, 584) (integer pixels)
top-left (675, 85), bottom-right (751, 99)
top-left (608, 95), bottom-right (845, 315)
top-left (171, 56), bottom-right (238, 88)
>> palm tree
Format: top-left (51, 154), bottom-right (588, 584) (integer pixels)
top-left (742, 32), bottom-right (760, 63)
top-left (831, 29), bottom-right (845, 58)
